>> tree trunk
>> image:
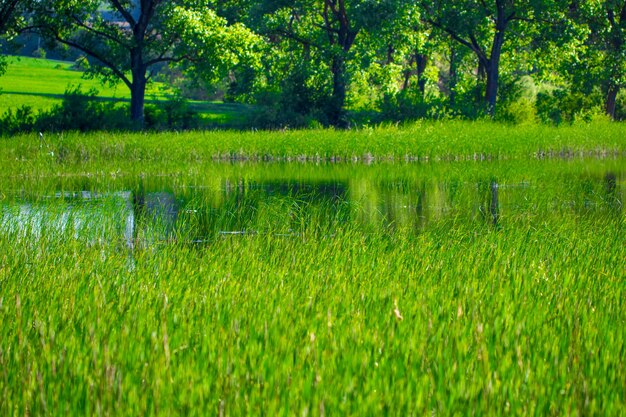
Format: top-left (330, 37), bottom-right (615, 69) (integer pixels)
top-left (605, 84), bottom-right (619, 120)
top-left (449, 46), bottom-right (458, 107)
top-left (416, 53), bottom-right (428, 96)
top-left (329, 55), bottom-right (348, 128)
top-left (485, 29), bottom-right (505, 117)
top-left (401, 52), bottom-right (428, 94)
top-left (130, 77), bottom-right (147, 127)
top-left (475, 60), bottom-right (486, 105)
top-left (402, 67), bottom-right (411, 91)
top-left (484, 63), bottom-right (498, 117)
top-left (130, 51), bottom-right (147, 128)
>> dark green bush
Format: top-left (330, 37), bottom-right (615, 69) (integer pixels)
top-left (144, 94), bottom-right (200, 130)
top-left (536, 88), bottom-right (603, 125)
top-left (0, 86), bottom-right (201, 135)
top-left (378, 90), bottom-right (448, 122)
top-left (0, 105), bottom-right (36, 134)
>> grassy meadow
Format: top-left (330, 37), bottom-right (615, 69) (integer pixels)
top-left (0, 57), bottom-right (252, 125)
top-left (3, 119), bottom-right (626, 167)
top-left (0, 123), bottom-right (625, 415)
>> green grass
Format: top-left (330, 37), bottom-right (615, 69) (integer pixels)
top-left (0, 56), bottom-right (137, 112)
top-left (1, 120), bottom-right (625, 169)
top-left (0, 126), bottom-right (625, 415)
top-left (0, 56), bottom-right (253, 124)
top-left (0, 197), bottom-right (624, 415)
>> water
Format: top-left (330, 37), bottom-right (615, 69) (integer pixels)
top-left (1, 160), bottom-right (624, 245)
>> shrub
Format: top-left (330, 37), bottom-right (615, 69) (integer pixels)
top-left (0, 105), bottom-right (36, 135)
top-left (32, 48), bottom-right (47, 59)
top-left (0, 86), bottom-right (203, 135)
top-left (497, 97), bottom-right (538, 125)
top-left (35, 85), bottom-right (127, 132)
top-left (378, 90), bottom-right (448, 123)
top-left (145, 94), bottom-right (200, 130)
top-left (536, 88), bottom-right (603, 125)
top-left (71, 56), bottom-right (90, 71)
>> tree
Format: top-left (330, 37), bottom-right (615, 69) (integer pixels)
top-left (569, 0), bottom-right (626, 119)
top-left (0, 0), bottom-right (23, 35)
top-left (253, 0), bottom-right (402, 127)
top-left (34, 0), bottom-right (258, 127)
top-left (1, 0), bottom-right (30, 76)
top-left (421, 0), bottom-right (563, 116)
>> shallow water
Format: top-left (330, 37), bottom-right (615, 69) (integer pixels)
top-left (1, 159), bottom-right (624, 245)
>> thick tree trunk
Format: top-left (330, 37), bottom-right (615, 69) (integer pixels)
top-left (484, 29), bottom-right (505, 117)
top-left (402, 52), bottom-right (428, 94)
top-left (484, 65), bottom-right (498, 117)
top-left (605, 84), bottom-right (619, 120)
top-left (130, 51), bottom-right (147, 128)
top-left (416, 53), bottom-right (428, 96)
top-left (329, 55), bottom-right (348, 128)
top-left (130, 77), bottom-right (147, 127)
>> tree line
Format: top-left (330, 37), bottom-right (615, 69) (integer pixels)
top-left (1, 0), bottom-right (624, 129)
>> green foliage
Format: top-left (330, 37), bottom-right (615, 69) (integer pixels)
top-left (497, 97), bottom-right (538, 125)
top-left (249, 61), bottom-right (333, 129)
top-left (31, 47), bottom-right (46, 59)
top-left (36, 85), bottom-right (130, 132)
top-left (0, 104), bottom-right (36, 133)
top-left (2, 1), bottom-right (625, 127)
top-left (536, 88), bottom-right (605, 125)
top-left (32, 0), bottom-right (260, 125)
top-left (378, 90), bottom-right (447, 122)
top-left (0, 86), bottom-right (204, 133)
top-left (71, 55), bottom-right (89, 71)
top-left (145, 94), bottom-right (200, 131)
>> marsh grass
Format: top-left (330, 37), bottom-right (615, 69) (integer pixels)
top-left (0, 125), bottom-right (625, 415)
top-left (2, 121), bottom-right (625, 170)
top-left (0, 210), bottom-right (624, 415)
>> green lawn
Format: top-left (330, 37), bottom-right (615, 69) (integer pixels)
top-left (0, 56), bottom-right (136, 111)
top-left (0, 56), bottom-right (252, 125)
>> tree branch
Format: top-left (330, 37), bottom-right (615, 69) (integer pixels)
top-left (109, 0), bottom-right (137, 27)
top-left (70, 14), bottom-right (129, 48)
top-left (0, 0), bottom-right (20, 33)
top-left (270, 27), bottom-right (323, 50)
top-left (45, 28), bottom-right (132, 89)
top-left (427, 18), bottom-right (485, 61)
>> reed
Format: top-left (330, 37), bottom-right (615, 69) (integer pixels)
top-left (0, 124), bottom-right (624, 415)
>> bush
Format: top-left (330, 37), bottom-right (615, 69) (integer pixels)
top-left (378, 90), bottom-right (448, 123)
top-left (35, 85), bottom-right (130, 132)
top-left (0, 105), bottom-right (36, 135)
top-left (32, 48), bottom-right (46, 59)
top-left (497, 97), bottom-right (537, 125)
top-left (71, 56), bottom-right (90, 71)
top-left (536, 88), bottom-right (603, 125)
top-left (248, 64), bottom-right (332, 129)
top-left (0, 86), bottom-right (203, 135)
top-left (145, 94), bottom-right (200, 130)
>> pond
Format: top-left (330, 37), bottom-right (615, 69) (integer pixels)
top-left (1, 159), bottom-right (624, 247)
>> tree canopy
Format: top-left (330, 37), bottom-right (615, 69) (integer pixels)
top-left (32, 0), bottom-right (259, 127)
top-left (0, 0), bottom-right (624, 128)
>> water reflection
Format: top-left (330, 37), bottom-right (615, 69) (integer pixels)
top-left (1, 168), bottom-right (623, 246)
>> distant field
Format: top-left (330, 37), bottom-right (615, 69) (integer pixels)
top-left (0, 56), bottom-right (139, 111)
top-left (0, 56), bottom-right (252, 125)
